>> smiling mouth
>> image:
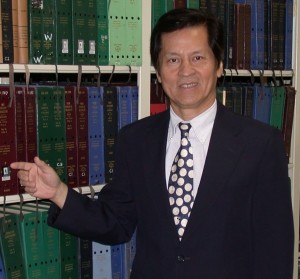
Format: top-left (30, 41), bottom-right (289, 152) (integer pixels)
top-left (180, 82), bottom-right (198, 89)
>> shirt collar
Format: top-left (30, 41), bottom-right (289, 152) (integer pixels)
top-left (169, 99), bottom-right (217, 141)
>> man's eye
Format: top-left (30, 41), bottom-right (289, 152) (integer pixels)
top-left (194, 55), bottom-right (203, 61)
top-left (169, 58), bottom-right (178, 63)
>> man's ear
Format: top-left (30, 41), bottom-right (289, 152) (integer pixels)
top-left (217, 61), bottom-right (224, 78)
top-left (156, 71), bottom-right (162, 83)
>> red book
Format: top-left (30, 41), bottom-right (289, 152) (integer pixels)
top-left (76, 87), bottom-right (89, 187)
top-left (65, 86), bottom-right (78, 188)
top-left (0, 86), bottom-right (18, 195)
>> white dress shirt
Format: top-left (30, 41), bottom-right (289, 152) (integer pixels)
top-left (165, 100), bottom-right (217, 198)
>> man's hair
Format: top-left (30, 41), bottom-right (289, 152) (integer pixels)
top-left (150, 8), bottom-right (224, 72)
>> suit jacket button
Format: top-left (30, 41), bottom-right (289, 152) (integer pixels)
top-left (177, 255), bottom-right (185, 262)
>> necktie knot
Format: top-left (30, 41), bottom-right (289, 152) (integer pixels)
top-left (179, 122), bottom-right (191, 138)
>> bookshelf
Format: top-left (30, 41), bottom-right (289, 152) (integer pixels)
top-left (0, 0), bottom-right (299, 278)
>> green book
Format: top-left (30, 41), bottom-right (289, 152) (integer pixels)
top-left (187, 0), bottom-right (200, 8)
top-left (0, 212), bottom-right (26, 279)
top-left (72, 0), bottom-right (97, 65)
top-left (28, 0), bottom-right (56, 64)
top-left (108, 0), bottom-right (126, 65)
top-left (125, 0), bottom-right (142, 66)
top-left (14, 202), bottom-right (60, 279)
top-left (4, 206), bottom-right (46, 279)
top-left (96, 0), bottom-right (109, 65)
top-left (59, 230), bottom-right (79, 279)
top-left (269, 86), bottom-right (286, 130)
top-left (35, 86), bottom-right (67, 184)
top-left (151, 0), bottom-right (166, 30)
top-left (56, 0), bottom-right (74, 65)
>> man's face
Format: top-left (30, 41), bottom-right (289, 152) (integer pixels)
top-left (156, 26), bottom-right (223, 120)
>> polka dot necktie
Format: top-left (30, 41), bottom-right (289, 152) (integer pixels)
top-left (168, 122), bottom-right (194, 240)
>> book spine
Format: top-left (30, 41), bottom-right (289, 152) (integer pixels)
top-left (56, 0), bottom-right (74, 65)
top-left (77, 87), bottom-right (89, 186)
top-left (17, 0), bottom-right (28, 64)
top-left (24, 86), bottom-right (37, 163)
top-left (282, 86), bottom-right (296, 158)
top-left (88, 86), bottom-right (105, 185)
top-left (0, 86), bottom-right (18, 196)
top-left (0, 0), bottom-right (3, 63)
top-left (284, 0), bottom-right (293, 69)
top-left (79, 238), bottom-right (93, 279)
top-left (92, 242), bottom-right (112, 278)
top-left (1, 0), bottom-right (14, 63)
top-left (65, 86), bottom-right (79, 188)
top-left (96, 0), bottom-right (109, 65)
top-left (12, 0), bottom-right (19, 64)
top-left (103, 86), bottom-right (118, 183)
top-left (125, 0), bottom-right (142, 66)
top-left (108, 0), bottom-right (126, 65)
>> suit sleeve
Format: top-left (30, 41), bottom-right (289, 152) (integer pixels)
top-left (47, 128), bottom-right (137, 245)
top-left (252, 128), bottom-right (294, 278)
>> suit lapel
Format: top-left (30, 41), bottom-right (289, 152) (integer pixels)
top-left (183, 104), bottom-right (246, 240)
top-left (140, 111), bottom-right (178, 236)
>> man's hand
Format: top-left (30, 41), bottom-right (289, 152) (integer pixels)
top-left (10, 156), bottom-right (68, 208)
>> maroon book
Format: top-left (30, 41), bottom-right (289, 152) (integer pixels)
top-left (65, 86), bottom-right (79, 188)
top-left (0, 86), bottom-right (18, 196)
top-left (76, 86), bottom-right (89, 187)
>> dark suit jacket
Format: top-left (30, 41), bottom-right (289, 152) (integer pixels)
top-left (48, 102), bottom-right (294, 279)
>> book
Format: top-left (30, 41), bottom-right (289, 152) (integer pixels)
top-left (59, 230), bottom-right (79, 279)
top-left (282, 86), bottom-right (295, 158)
top-left (17, 0), bottom-right (28, 64)
top-left (108, 0), bottom-right (126, 65)
top-left (0, 249), bottom-right (6, 279)
top-left (103, 86), bottom-right (118, 182)
top-left (72, 0), bottom-right (97, 65)
top-left (56, 0), bottom-right (73, 65)
top-left (64, 86), bottom-right (79, 188)
top-left (24, 86), bottom-right (38, 163)
top-left (117, 86), bottom-right (132, 130)
top-left (284, 0), bottom-right (293, 69)
top-left (1, 0), bottom-right (13, 63)
top-left (232, 3), bottom-right (251, 69)
top-left (187, 0), bottom-right (200, 8)
top-left (15, 87), bottom-right (26, 194)
top-left (12, 0), bottom-right (19, 64)
top-left (150, 78), bottom-right (168, 115)
top-left (88, 86), bottom-right (105, 185)
top-left (0, 212), bottom-right (26, 279)
top-left (0, 0), bottom-right (3, 63)
top-left (76, 86), bottom-right (89, 187)
top-left (245, 0), bottom-right (264, 69)
top-left (35, 86), bottom-right (67, 184)
top-left (96, 0), bottom-right (109, 65)
top-left (92, 241), bottom-right (112, 278)
top-left (242, 85), bottom-right (254, 118)
top-left (125, 0), bottom-right (142, 66)
top-left (20, 202), bottom-right (60, 279)
top-left (78, 238), bottom-right (93, 279)
top-left (151, 0), bottom-right (166, 30)
top-left (0, 86), bottom-right (18, 196)
top-left (28, 0), bottom-right (56, 64)
top-left (111, 244), bottom-right (124, 279)
top-left (4, 206), bottom-right (46, 279)
top-left (130, 86), bottom-right (139, 123)
top-left (269, 86), bottom-right (286, 130)
top-left (252, 84), bottom-right (272, 124)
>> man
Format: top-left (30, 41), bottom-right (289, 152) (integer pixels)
top-left (11, 8), bottom-right (294, 279)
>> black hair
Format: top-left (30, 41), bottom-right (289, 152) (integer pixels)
top-left (150, 8), bottom-right (224, 72)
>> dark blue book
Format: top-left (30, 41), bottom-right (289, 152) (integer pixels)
top-left (88, 86), bottom-right (105, 185)
top-left (252, 85), bottom-right (272, 124)
top-left (285, 0), bottom-right (293, 69)
top-left (117, 86), bottom-right (132, 130)
top-left (111, 244), bottom-right (124, 279)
